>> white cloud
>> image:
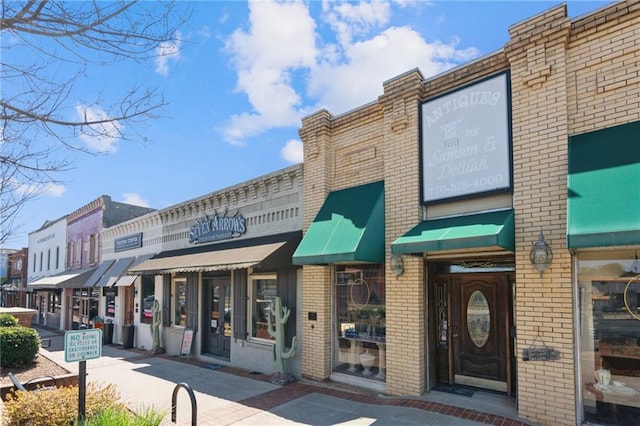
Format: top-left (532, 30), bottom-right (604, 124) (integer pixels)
top-left (281, 139), bottom-right (303, 164)
top-left (155, 31), bottom-right (182, 77)
top-left (222, 0), bottom-right (317, 145)
top-left (322, 0), bottom-right (391, 46)
top-left (43, 182), bottom-right (66, 197)
top-left (220, 0), bottom-right (480, 146)
top-left (121, 193), bottom-right (150, 208)
top-left (12, 178), bottom-right (65, 198)
top-left (198, 25), bottom-right (212, 40)
top-left (309, 26), bottom-right (479, 113)
top-left (74, 104), bottom-right (122, 153)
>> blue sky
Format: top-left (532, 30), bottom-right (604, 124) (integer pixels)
top-left (5, 0), bottom-right (613, 249)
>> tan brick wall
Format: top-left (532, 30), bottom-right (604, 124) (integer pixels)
top-left (567, 0), bottom-right (640, 134)
top-left (297, 1), bottom-right (640, 424)
top-left (505, 5), bottom-right (576, 425)
top-left (380, 70), bottom-right (426, 395)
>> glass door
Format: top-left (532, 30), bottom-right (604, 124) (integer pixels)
top-left (204, 277), bottom-right (231, 358)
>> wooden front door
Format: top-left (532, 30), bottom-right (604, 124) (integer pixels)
top-left (204, 277), bottom-right (231, 358)
top-left (450, 274), bottom-right (513, 394)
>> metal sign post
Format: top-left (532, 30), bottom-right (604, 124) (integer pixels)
top-left (64, 329), bottom-right (102, 423)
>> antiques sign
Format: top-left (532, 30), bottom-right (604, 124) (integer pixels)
top-left (189, 211), bottom-right (246, 244)
top-left (421, 72), bottom-right (511, 203)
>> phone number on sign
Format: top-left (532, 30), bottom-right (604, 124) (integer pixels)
top-left (426, 174), bottom-right (504, 197)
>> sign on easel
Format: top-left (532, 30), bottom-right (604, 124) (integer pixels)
top-left (180, 328), bottom-right (194, 358)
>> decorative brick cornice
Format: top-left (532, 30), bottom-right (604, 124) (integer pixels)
top-left (67, 195), bottom-right (108, 223)
top-left (299, 109), bottom-right (333, 160)
top-left (504, 4), bottom-right (570, 60)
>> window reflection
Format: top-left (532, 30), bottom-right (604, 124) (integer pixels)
top-left (579, 251), bottom-right (640, 425)
top-left (334, 264), bottom-right (386, 381)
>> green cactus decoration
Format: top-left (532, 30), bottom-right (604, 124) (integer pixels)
top-left (267, 296), bottom-right (297, 375)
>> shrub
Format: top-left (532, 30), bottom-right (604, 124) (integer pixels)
top-left (79, 406), bottom-right (167, 426)
top-left (0, 313), bottom-right (19, 327)
top-left (0, 326), bottom-right (40, 367)
top-left (2, 383), bottom-right (125, 426)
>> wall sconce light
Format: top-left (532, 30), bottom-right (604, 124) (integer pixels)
top-left (529, 231), bottom-right (553, 276)
top-left (390, 254), bottom-right (405, 277)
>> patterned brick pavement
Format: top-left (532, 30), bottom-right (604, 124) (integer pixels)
top-left (168, 366), bottom-right (533, 426)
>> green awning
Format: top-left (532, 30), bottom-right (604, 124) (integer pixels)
top-left (567, 121), bottom-right (640, 248)
top-left (292, 181), bottom-right (384, 265)
top-left (391, 209), bottom-right (514, 254)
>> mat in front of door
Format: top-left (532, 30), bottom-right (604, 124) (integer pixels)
top-left (433, 383), bottom-right (474, 397)
top-left (201, 364), bottom-right (223, 370)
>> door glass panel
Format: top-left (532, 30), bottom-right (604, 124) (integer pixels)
top-left (211, 285), bottom-right (220, 334)
top-left (467, 290), bottom-right (490, 347)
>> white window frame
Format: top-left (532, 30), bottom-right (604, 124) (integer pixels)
top-left (248, 273), bottom-right (277, 342)
top-left (172, 278), bottom-right (187, 328)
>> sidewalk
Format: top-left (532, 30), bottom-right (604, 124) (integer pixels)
top-left (34, 326), bottom-right (535, 425)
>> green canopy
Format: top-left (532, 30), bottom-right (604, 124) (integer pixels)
top-left (293, 181), bottom-right (384, 265)
top-left (391, 209), bottom-right (514, 254)
top-left (567, 121), bottom-right (640, 248)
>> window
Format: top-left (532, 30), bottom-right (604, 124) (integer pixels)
top-left (76, 238), bottom-right (82, 266)
top-left (578, 250), bottom-right (640, 425)
top-left (104, 288), bottom-right (117, 318)
top-left (249, 275), bottom-right (277, 340)
top-left (140, 276), bottom-right (154, 324)
top-left (334, 264), bottom-right (386, 381)
top-left (47, 249), bottom-right (51, 270)
top-left (39, 252), bottom-right (43, 272)
top-left (33, 254), bottom-right (36, 272)
top-left (56, 247), bottom-right (59, 269)
top-left (172, 278), bottom-right (187, 327)
top-left (71, 288), bottom-right (99, 329)
top-left (89, 234), bottom-right (97, 264)
top-left (66, 242), bottom-right (72, 269)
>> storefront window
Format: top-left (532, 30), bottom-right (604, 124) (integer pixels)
top-left (140, 276), bottom-right (154, 324)
top-left (70, 288), bottom-right (99, 329)
top-left (250, 276), bottom-right (277, 340)
top-left (104, 288), bottom-right (117, 318)
top-left (173, 279), bottom-right (187, 327)
top-left (334, 264), bottom-right (386, 380)
top-left (578, 250), bottom-right (640, 425)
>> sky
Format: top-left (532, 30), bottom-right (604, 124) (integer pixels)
top-left (3, 0), bottom-right (614, 249)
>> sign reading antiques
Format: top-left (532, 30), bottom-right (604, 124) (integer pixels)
top-left (189, 211), bottom-right (246, 244)
top-left (421, 72), bottom-right (512, 203)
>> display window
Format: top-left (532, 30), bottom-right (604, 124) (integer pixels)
top-left (172, 278), bottom-right (187, 327)
top-left (71, 288), bottom-right (99, 329)
top-left (104, 287), bottom-right (117, 318)
top-left (140, 276), bottom-right (154, 324)
top-left (249, 275), bottom-right (277, 340)
top-left (334, 264), bottom-right (386, 380)
top-left (578, 250), bottom-right (640, 425)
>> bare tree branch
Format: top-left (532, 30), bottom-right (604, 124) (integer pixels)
top-left (0, 0), bottom-right (191, 245)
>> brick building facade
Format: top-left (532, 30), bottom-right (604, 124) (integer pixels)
top-left (294, 2), bottom-right (640, 425)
